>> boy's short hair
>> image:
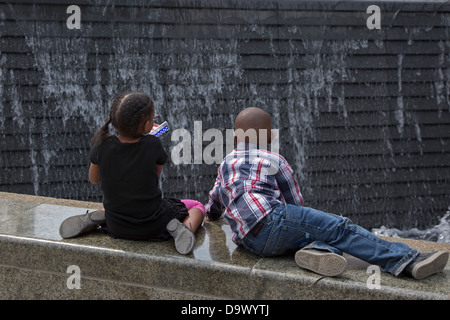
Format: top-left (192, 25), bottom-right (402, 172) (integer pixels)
top-left (234, 107), bottom-right (272, 147)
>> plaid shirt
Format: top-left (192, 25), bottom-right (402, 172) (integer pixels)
top-left (205, 142), bottom-right (304, 244)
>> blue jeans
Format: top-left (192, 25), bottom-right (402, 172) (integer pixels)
top-left (241, 204), bottom-right (419, 276)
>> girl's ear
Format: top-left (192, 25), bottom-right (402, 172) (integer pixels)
top-left (140, 119), bottom-right (152, 134)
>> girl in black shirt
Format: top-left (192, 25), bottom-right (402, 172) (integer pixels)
top-left (59, 92), bottom-right (204, 255)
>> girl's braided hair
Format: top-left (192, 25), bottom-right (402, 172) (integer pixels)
top-left (92, 92), bottom-right (154, 146)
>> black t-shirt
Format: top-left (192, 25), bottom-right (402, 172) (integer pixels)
top-left (90, 135), bottom-right (170, 240)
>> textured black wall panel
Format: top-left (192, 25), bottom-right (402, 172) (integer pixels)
top-left (0, 0), bottom-right (449, 229)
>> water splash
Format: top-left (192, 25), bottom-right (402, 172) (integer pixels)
top-left (372, 208), bottom-right (450, 243)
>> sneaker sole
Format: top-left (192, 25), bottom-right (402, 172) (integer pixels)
top-left (59, 210), bottom-right (105, 239)
top-left (410, 251), bottom-right (449, 280)
top-left (295, 249), bottom-right (347, 277)
top-left (166, 219), bottom-right (195, 255)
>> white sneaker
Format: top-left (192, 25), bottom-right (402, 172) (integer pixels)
top-left (166, 219), bottom-right (195, 255)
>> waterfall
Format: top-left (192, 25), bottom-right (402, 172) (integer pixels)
top-left (1, 1), bottom-right (449, 233)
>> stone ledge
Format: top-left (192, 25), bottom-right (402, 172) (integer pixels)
top-left (0, 192), bottom-right (448, 300)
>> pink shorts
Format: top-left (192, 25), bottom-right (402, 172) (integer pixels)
top-left (180, 199), bottom-right (206, 216)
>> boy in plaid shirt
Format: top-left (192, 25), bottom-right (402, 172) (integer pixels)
top-left (205, 107), bottom-right (448, 279)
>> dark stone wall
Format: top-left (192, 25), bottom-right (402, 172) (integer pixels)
top-left (1, 0), bottom-right (449, 229)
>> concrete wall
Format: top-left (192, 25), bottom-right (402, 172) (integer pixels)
top-left (1, 0), bottom-right (449, 229)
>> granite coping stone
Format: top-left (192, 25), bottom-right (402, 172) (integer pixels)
top-left (0, 191), bottom-right (448, 300)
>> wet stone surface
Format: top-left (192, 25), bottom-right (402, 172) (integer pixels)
top-left (0, 192), bottom-right (448, 300)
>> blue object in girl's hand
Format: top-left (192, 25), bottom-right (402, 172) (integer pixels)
top-left (150, 121), bottom-right (169, 137)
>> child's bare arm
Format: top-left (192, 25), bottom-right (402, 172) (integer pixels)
top-left (156, 164), bottom-right (163, 176)
top-left (89, 163), bottom-right (100, 184)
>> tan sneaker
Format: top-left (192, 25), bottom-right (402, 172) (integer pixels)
top-left (295, 249), bottom-right (347, 277)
